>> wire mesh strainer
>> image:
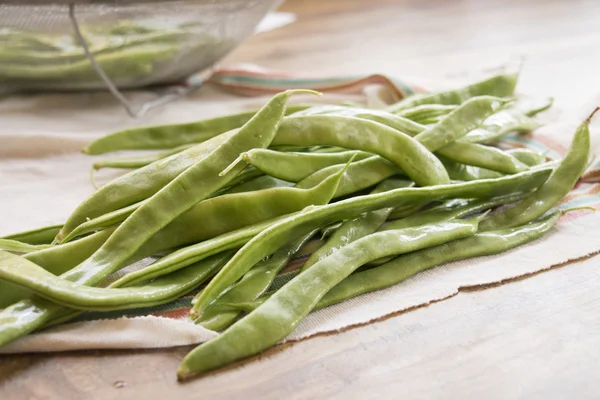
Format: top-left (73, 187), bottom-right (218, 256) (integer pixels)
top-left (0, 0), bottom-right (279, 116)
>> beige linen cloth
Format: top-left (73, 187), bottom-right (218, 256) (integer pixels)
top-left (1, 84), bottom-right (600, 353)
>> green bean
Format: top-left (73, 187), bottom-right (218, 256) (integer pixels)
top-left (438, 142), bottom-right (529, 174)
top-left (188, 167), bottom-right (552, 320)
top-left (1, 224), bottom-right (62, 245)
top-left (513, 96), bottom-right (554, 117)
top-left (195, 230), bottom-right (318, 331)
top-left (83, 105), bottom-right (309, 155)
top-left (316, 212), bottom-right (559, 310)
top-left (480, 108), bottom-right (596, 231)
top-left (370, 193), bottom-right (529, 266)
top-left (397, 104), bottom-right (457, 122)
top-left (223, 175), bottom-right (293, 194)
top-left (0, 239), bottom-right (50, 254)
top-left (240, 149), bottom-right (372, 182)
top-left (386, 72), bottom-right (518, 113)
top-left (295, 105), bottom-right (425, 136)
top-left (0, 229), bottom-right (116, 309)
top-left (300, 179), bottom-right (414, 272)
top-left (92, 144), bottom-right (195, 171)
top-left (0, 251), bottom-right (232, 312)
top-left (178, 216), bottom-right (482, 378)
top-left (295, 156), bottom-right (401, 198)
top-left (386, 203), bottom-right (427, 220)
top-left (440, 157), bottom-right (503, 181)
top-left (413, 96), bottom-right (509, 151)
top-left (506, 148), bottom-right (547, 166)
top-left (273, 115), bottom-right (450, 186)
top-left (0, 89), bottom-right (307, 347)
top-left (461, 110), bottom-right (541, 143)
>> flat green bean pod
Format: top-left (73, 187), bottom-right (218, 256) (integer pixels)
top-left (0, 251), bottom-right (233, 312)
top-left (397, 104), bottom-right (457, 122)
top-left (386, 72), bottom-right (518, 113)
top-left (480, 108), bottom-right (595, 230)
top-left (1, 224), bottom-right (62, 245)
top-left (413, 96), bottom-right (509, 151)
top-left (179, 216), bottom-right (482, 378)
top-left (92, 144), bottom-right (195, 171)
top-left (438, 142), bottom-right (529, 174)
top-left (0, 239), bottom-right (50, 254)
top-left (506, 148), bottom-right (547, 167)
top-left (461, 109), bottom-right (541, 143)
top-left (83, 105), bottom-right (309, 155)
top-left (240, 149), bottom-right (372, 182)
top-left (273, 115), bottom-right (450, 186)
top-left (316, 212), bottom-right (560, 310)
top-left (195, 230), bottom-right (318, 331)
top-left (300, 179), bottom-right (414, 272)
top-left (440, 157), bottom-right (503, 181)
top-left (189, 166), bottom-right (552, 319)
top-left (295, 156), bottom-right (402, 198)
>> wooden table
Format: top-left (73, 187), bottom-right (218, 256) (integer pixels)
top-left (2, 0), bottom-right (600, 398)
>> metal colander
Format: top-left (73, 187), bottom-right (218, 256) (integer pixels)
top-left (0, 0), bottom-right (279, 115)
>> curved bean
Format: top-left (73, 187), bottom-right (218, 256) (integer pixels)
top-left (189, 166), bottom-right (552, 319)
top-left (240, 149), bottom-right (372, 182)
top-left (440, 157), bottom-right (503, 181)
top-left (92, 144), bottom-right (195, 171)
top-left (83, 105), bottom-right (309, 155)
top-left (386, 72), bottom-right (518, 113)
top-left (195, 230), bottom-right (318, 332)
top-left (506, 148), bottom-right (547, 167)
top-left (461, 110), bottom-right (540, 143)
top-left (179, 216), bottom-right (482, 378)
top-left (0, 239), bottom-right (50, 254)
top-left (480, 108), bottom-right (595, 231)
top-left (438, 142), bottom-right (529, 174)
top-left (316, 212), bottom-right (559, 310)
top-left (300, 179), bottom-right (414, 272)
top-left (295, 156), bottom-right (401, 198)
top-left (1, 224), bottom-right (62, 245)
top-left (397, 104), bottom-right (457, 122)
top-left (413, 96), bottom-right (509, 151)
top-left (0, 251), bottom-right (232, 312)
top-left (273, 115), bottom-right (450, 186)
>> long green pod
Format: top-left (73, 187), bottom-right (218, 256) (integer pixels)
top-left (0, 229), bottom-right (115, 308)
top-left (413, 96), bottom-right (509, 151)
top-left (386, 73), bottom-right (518, 113)
top-left (461, 110), bottom-right (541, 143)
top-left (0, 90), bottom-right (305, 347)
top-left (295, 105), bottom-right (425, 136)
top-left (178, 217), bottom-right (482, 378)
top-left (480, 108), bottom-right (595, 231)
top-left (223, 175), bottom-right (293, 194)
top-left (316, 212), bottom-right (559, 310)
top-left (83, 105), bottom-right (309, 155)
top-left (300, 179), bottom-right (414, 272)
top-left (92, 144), bottom-right (195, 171)
top-left (397, 104), bottom-right (457, 123)
top-left (438, 142), bottom-right (529, 174)
top-left (513, 96), bottom-right (554, 117)
top-left (0, 251), bottom-right (232, 312)
top-left (295, 156), bottom-right (401, 197)
top-left (506, 148), bottom-right (547, 167)
top-left (1, 224), bottom-right (62, 245)
top-left (440, 157), bottom-right (504, 181)
top-left (195, 230), bottom-right (318, 332)
top-left (0, 239), bottom-right (50, 254)
top-left (240, 149), bottom-right (372, 182)
top-left (273, 115), bottom-right (450, 186)
top-left (188, 167), bottom-right (552, 319)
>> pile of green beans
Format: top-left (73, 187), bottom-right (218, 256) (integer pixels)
top-left (0, 73), bottom-right (595, 381)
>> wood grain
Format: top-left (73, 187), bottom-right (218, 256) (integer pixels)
top-left (3, 0), bottom-right (600, 398)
